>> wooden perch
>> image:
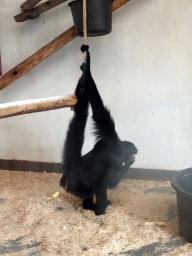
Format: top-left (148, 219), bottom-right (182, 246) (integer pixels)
top-left (113, 0), bottom-right (131, 12)
top-left (0, 0), bottom-right (131, 91)
top-left (0, 26), bottom-right (77, 91)
top-left (15, 0), bottom-right (68, 22)
top-left (21, 0), bottom-right (42, 11)
top-left (0, 95), bottom-right (77, 119)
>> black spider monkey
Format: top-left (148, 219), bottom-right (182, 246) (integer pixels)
top-left (60, 45), bottom-right (138, 215)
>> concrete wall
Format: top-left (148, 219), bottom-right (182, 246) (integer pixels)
top-left (1, 0), bottom-right (192, 170)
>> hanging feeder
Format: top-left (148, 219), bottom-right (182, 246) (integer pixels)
top-left (68, 0), bottom-right (113, 37)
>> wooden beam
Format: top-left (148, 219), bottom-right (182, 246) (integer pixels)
top-left (15, 0), bottom-right (68, 22)
top-left (0, 95), bottom-right (77, 119)
top-left (0, 26), bottom-right (77, 91)
top-left (21, 0), bottom-right (42, 11)
top-left (112, 0), bottom-right (131, 11)
top-left (16, 0), bottom-right (130, 23)
top-left (0, 0), bottom-right (131, 91)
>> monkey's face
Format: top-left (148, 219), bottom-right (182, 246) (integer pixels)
top-left (122, 141), bottom-right (138, 164)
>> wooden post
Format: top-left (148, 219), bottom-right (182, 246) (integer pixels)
top-left (0, 95), bottom-right (77, 119)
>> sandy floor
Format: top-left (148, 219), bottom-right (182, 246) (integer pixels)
top-left (0, 169), bottom-right (192, 256)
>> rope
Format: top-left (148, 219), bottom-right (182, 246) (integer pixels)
top-left (83, 0), bottom-right (87, 61)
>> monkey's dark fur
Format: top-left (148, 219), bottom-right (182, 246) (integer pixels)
top-left (60, 48), bottom-right (138, 215)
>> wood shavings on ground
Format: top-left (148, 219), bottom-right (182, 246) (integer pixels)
top-left (0, 169), bottom-right (191, 256)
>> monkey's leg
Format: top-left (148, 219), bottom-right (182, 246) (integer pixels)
top-left (95, 185), bottom-right (109, 215)
top-left (82, 196), bottom-right (94, 210)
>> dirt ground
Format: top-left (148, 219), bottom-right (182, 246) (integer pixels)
top-left (0, 169), bottom-right (192, 256)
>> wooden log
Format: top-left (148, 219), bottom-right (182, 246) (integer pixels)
top-left (21, 0), bottom-right (42, 11)
top-left (0, 26), bottom-right (77, 91)
top-left (15, 0), bottom-right (68, 22)
top-left (0, 0), bottom-right (131, 91)
top-left (0, 95), bottom-right (77, 119)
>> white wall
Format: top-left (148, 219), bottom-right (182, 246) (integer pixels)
top-left (1, 0), bottom-right (192, 170)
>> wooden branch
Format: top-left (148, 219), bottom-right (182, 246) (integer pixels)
top-left (0, 26), bottom-right (77, 91)
top-left (113, 0), bottom-right (131, 11)
top-left (15, 0), bottom-right (67, 22)
top-left (0, 95), bottom-right (77, 119)
top-left (0, 0), bottom-right (131, 91)
top-left (21, 0), bottom-right (42, 11)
